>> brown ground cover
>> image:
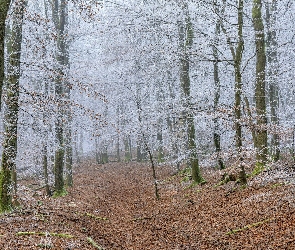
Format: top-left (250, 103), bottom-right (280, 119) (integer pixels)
top-left (0, 162), bottom-right (294, 249)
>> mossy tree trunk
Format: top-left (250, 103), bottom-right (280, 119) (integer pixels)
top-left (266, 0), bottom-right (279, 161)
top-left (0, 0), bottom-right (11, 109)
top-left (252, 0), bottom-right (268, 165)
top-left (52, 0), bottom-right (69, 195)
top-left (0, 0), bottom-right (26, 212)
top-left (178, 4), bottom-right (203, 183)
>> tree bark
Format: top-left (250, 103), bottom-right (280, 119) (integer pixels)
top-left (252, 0), bottom-right (268, 165)
top-left (52, 0), bottom-right (69, 195)
top-left (178, 4), bottom-right (204, 183)
top-left (42, 144), bottom-right (51, 196)
top-left (0, 0), bottom-right (26, 212)
top-left (0, 0), bottom-right (11, 109)
top-left (266, 0), bottom-right (279, 161)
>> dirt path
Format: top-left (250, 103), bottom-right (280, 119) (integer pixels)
top-left (0, 162), bottom-right (295, 249)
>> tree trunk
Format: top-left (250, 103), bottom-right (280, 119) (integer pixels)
top-left (65, 128), bottom-right (73, 187)
top-left (52, 0), bottom-right (69, 195)
top-left (42, 144), bottom-right (51, 196)
top-left (266, 0), bottom-right (279, 161)
top-left (116, 135), bottom-right (120, 162)
top-left (101, 144), bottom-right (108, 164)
top-left (220, 0), bottom-right (246, 183)
top-left (212, 1), bottom-right (225, 170)
top-left (235, 0), bottom-right (247, 184)
top-left (157, 127), bottom-right (164, 163)
top-left (178, 4), bottom-right (203, 183)
top-left (78, 131), bottom-right (83, 163)
top-left (252, 0), bottom-right (268, 165)
top-left (136, 140), bottom-right (142, 162)
top-left (74, 130), bottom-right (80, 163)
top-left (0, 0), bottom-right (11, 109)
top-left (124, 136), bottom-right (132, 162)
top-left (0, 0), bottom-right (26, 212)
top-left (95, 136), bottom-right (100, 163)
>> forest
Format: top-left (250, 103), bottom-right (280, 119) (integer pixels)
top-left (0, 0), bottom-right (294, 249)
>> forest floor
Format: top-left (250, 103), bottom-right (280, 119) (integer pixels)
top-left (0, 161), bottom-right (295, 249)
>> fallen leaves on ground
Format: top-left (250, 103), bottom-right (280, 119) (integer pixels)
top-left (0, 161), bottom-right (295, 249)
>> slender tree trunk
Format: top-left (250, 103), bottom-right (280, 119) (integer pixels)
top-left (266, 0), bottom-right (279, 161)
top-left (136, 96), bottom-right (160, 199)
top-left (65, 127), bottom-right (73, 187)
top-left (178, 4), bottom-right (203, 183)
top-left (78, 131), bottom-right (83, 162)
top-left (235, 0), bottom-right (247, 184)
top-left (220, 0), bottom-right (246, 183)
top-left (116, 135), bottom-right (120, 162)
top-left (146, 145), bottom-right (159, 200)
top-left (42, 144), bottom-right (51, 196)
top-left (123, 136), bottom-right (131, 161)
top-left (74, 130), bottom-right (80, 163)
top-left (101, 143), bottom-right (108, 164)
top-left (136, 139), bottom-right (142, 162)
top-left (0, 0), bottom-right (11, 109)
top-left (212, 2), bottom-right (224, 170)
top-left (157, 124), bottom-right (164, 163)
top-left (252, 0), bottom-right (268, 165)
top-left (94, 134), bottom-right (100, 164)
top-left (156, 83), bottom-right (164, 163)
top-left (60, 0), bottom-right (72, 186)
top-left (0, 0), bottom-right (26, 212)
top-left (42, 80), bottom-right (51, 196)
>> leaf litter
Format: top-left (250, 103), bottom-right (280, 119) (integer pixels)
top-left (0, 162), bottom-right (295, 249)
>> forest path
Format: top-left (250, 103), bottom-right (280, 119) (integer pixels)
top-left (0, 162), bottom-right (295, 249)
